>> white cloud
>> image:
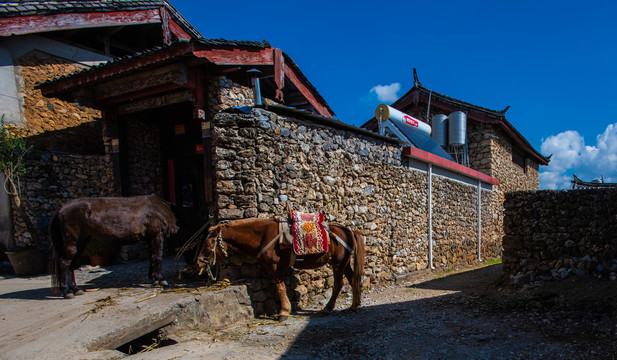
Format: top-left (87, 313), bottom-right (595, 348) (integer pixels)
top-left (370, 83), bottom-right (401, 103)
top-left (539, 123), bottom-right (617, 189)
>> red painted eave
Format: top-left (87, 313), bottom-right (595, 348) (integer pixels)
top-left (191, 46), bottom-right (274, 66)
top-left (403, 146), bottom-right (499, 185)
top-left (0, 9), bottom-right (162, 37)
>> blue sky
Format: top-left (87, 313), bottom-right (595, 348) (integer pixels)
top-left (172, 0), bottom-right (617, 189)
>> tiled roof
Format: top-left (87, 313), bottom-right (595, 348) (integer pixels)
top-left (37, 37), bottom-right (335, 119)
top-left (0, 0), bottom-right (202, 38)
top-left (37, 38), bottom-right (268, 88)
top-left (391, 69), bottom-right (509, 120)
top-left (405, 83), bottom-right (509, 120)
top-left (572, 174), bottom-right (617, 189)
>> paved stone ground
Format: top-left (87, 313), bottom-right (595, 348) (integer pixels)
top-left (1, 261), bottom-right (615, 359)
top-left (0, 257), bottom-right (253, 360)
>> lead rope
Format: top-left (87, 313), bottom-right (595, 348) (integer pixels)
top-left (206, 231), bottom-right (228, 281)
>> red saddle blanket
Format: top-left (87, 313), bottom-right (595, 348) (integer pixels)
top-left (291, 210), bottom-right (329, 255)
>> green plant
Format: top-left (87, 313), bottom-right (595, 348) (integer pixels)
top-left (482, 258), bottom-right (502, 265)
top-left (0, 115), bottom-right (38, 249)
top-left (83, 240), bottom-right (117, 257)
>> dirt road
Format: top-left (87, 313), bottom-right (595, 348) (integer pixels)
top-left (135, 263), bottom-right (616, 359)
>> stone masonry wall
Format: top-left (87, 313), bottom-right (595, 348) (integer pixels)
top-left (13, 151), bottom-right (114, 247)
top-left (125, 117), bottom-right (164, 197)
top-left (411, 103), bottom-right (542, 256)
top-left (211, 108), bottom-right (500, 315)
top-left (503, 189), bottom-right (617, 286)
top-left (9, 50), bottom-right (110, 247)
top-left (16, 51), bottom-right (103, 154)
top-left (207, 76), bottom-right (254, 119)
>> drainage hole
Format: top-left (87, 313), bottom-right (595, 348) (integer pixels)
top-left (115, 329), bottom-right (178, 356)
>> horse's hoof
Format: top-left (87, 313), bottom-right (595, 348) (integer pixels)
top-left (64, 293), bottom-right (75, 299)
top-left (315, 310), bottom-right (331, 317)
top-left (320, 307), bottom-right (334, 315)
top-left (74, 289), bottom-right (85, 296)
top-left (160, 280), bottom-right (169, 287)
top-left (278, 315), bottom-right (288, 322)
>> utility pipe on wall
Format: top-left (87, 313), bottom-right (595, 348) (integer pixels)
top-left (428, 163), bottom-right (434, 269)
top-left (247, 68), bottom-right (262, 106)
top-left (477, 179), bottom-right (482, 262)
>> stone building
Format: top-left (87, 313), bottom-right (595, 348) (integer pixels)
top-left (0, 0), bottom-right (203, 250)
top-left (40, 52), bottom-right (534, 311)
top-left (34, 37), bottom-right (334, 256)
top-left (362, 69), bottom-right (551, 260)
top-left (10, 3), bottom-right (549, 313)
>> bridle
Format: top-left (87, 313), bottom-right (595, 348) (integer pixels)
top-left (199, 229), bottom-right (228, 280)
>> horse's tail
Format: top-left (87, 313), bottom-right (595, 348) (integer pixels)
top-left (49, 212), bottom-right (62, 292)
top-left (352, 230), bottom-right (365, 296)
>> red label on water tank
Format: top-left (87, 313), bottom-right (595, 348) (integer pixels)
top-left (403, 115), bottom-right (419, 128)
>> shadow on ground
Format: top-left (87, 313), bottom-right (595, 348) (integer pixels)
top-left (276, 264), bottom-right (616, 360)
top-left (0, 257), bottom-right (200, 301)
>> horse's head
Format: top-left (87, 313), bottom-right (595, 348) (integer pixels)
top-left (196, 226), bottom-right (228, 280)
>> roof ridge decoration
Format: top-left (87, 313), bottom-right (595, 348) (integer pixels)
top-left (408, 68), bottom-right (509, 120)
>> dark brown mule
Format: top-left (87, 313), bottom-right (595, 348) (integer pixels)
top-left (49, 194), bottom-right (179, 299)
top-left (196, 217), bottom-right (365, 321)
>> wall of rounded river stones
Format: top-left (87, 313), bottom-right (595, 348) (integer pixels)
top-left (211, 108), bottom-right (501, 314)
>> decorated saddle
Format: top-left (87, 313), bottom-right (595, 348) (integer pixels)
top-left (289, 210), bottom-right (329, 255)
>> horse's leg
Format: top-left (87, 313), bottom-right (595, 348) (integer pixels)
top-left (323, 263), bottom-right (346, 314)
top-left (269, 260), bottom-right (291, 321)
top-left (59, 236), bottom-right (79, 299)
top-left (149, 231), bottom-right (167, 286)
top-left (343, 265), bottom-right (360, 311)
top-left (67, 239), bottom-right (89, 296)
top-left (274, 279), bottom-right (291, 321)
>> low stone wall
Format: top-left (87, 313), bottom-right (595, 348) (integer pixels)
top-left (503, 189), bottom-right (617, 285)
top-left (12, 151), bottom-right (114, 247)
top-left (211, 108), bottom-right (501, 314)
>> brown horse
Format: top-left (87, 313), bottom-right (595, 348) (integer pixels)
top-left (196, 217), bottom-right (365, 321)
top-left (49, 194), bottom-right (179, 299)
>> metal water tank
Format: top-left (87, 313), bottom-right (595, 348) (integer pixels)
top-left (431, 114), bottom-right (448, 146)
top-left (448, 111), bottom-right (467, 146)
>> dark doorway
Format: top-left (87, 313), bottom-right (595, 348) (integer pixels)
top-left (158, 104), bottom-right (209, 256)
top-left (117, 103), bottom-right (209, 256)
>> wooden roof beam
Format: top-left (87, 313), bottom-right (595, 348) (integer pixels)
top-left (0, 9), bottom-right (161, 37)
top-left (192, 47), bottom-right (274, 66)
